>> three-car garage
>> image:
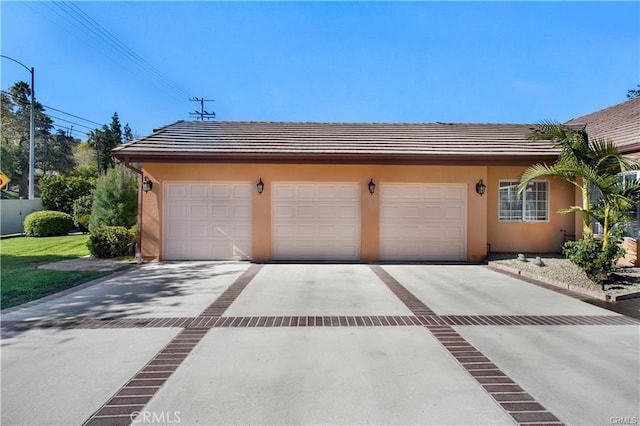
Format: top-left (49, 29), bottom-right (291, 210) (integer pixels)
top-left (162, 180), bottom-right (467, 262)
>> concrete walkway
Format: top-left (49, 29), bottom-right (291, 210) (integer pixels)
top-left (2, 263), bottom-right (638, 425)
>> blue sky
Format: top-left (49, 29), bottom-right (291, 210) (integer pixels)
top-left (1, 1), bottom-right (638, 139)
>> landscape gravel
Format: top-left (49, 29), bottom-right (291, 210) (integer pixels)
top-left (486, 253), bottom-right (640, 298)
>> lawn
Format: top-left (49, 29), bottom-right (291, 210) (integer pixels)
top-left (0, 235), bottom-right (111, 309)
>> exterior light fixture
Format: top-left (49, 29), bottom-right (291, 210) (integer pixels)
top-left (368, 178), bottom-right (376, 195)
top-left (257, 178), bottom-right (264, 194)
top-left (475, 179), bottom-right (486, 196)
top-left (142, 177), bottom-right (153, 193)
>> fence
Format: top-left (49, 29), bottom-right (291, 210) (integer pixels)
top-left (0, 199), bottom-right (44, 235)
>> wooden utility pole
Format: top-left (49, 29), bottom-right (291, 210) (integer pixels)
top-left (189, 97), bottom-right (215, 120)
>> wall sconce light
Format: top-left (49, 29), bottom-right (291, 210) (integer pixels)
top-left (475, 179), bottom-right (486, 196)
top-left (142, 177), bottom-right (153, 193)
top-left (257, 178), bottom-right (264, 194)
top-left (368, 178), bottom-right (376, 195)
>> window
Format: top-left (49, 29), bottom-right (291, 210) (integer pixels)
top-left (499, 180), bottom-right (549, 222)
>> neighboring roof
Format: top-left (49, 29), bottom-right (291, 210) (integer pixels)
top-left (565, 97), bottom-right (640, 154)
top-left (113, 121), bottom-right (560, 165)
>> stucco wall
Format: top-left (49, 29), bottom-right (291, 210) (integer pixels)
top-left (140, 163), bottom-right (489, 262)
top-left (486, 166), bottom-right (576, 254)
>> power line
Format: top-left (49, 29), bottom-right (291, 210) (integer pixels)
top-left (2, 90), bottom-right (104, 128)
top-left (47, 114), bottom-right (96, 131)
top-left (41, 104), bottom-right (103, 126)
top-left (49, 1), bottom-right (189, 102)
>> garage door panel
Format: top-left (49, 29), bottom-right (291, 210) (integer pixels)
top-left (272, 183), bottom-right (361, 260)
top-left (189, 205), bottom-right (209, 218)
top-left (166, 184), bottom-right (188, 198)
top-left (232, 206), bottom-right (251, 218)
top-left (380, 184), bottom-right (466, 261)
top-left (297, 186), bottom-right (316, 198)
top-left (444, 206), bottom-right (464, 219)
top-left (186, 184), bottom-right (208, 197)
top-left (296, 205), bottom-right (317, 217)
top-left (210, 184), bottom-right (231, 197)
top-left (166, 204), bottom-right (187, 218)
top-left (164, 183), bottom-right (252, 260)
top-left (423, 206), bottom-right (444, 218)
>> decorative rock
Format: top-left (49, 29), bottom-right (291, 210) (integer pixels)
top-left (517, 253), bottom-right (527, 262)
top-left (533, 256), bottom-right (545, 267)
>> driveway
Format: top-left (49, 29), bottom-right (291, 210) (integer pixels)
top-left (1, 263), bottom-right (638, 426)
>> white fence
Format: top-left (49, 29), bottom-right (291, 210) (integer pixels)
top-left (0, 199), bottom-right (44, 235)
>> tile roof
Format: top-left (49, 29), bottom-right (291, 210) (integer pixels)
top-left (565, 97), bottom-right (640, 154)
top-left (113, 121), bottom-right (560, 165)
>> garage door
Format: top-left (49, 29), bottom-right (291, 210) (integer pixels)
top-left (164, 182), bottom-right (252, 260)
top-left (272, 183), bottom-right (360, 260)
top-left (380, 184), bottom-right (466, 261)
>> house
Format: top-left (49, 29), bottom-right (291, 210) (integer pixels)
top-left (113, 120), bottom-right (583, 263)
top-left (565, 97), bottom-right (640, 265)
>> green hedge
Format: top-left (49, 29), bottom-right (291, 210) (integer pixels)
top-left (24, 210), bottom-right (74, 237)
top-left (88, 226), bottom-right (136, 258)
top-left (40, 175), bottom-right (95, 215)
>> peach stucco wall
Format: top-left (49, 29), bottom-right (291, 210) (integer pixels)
top-left (139, 163), bottom-right (489, 263)
top-left (486, 166), bottom-right (576, 254)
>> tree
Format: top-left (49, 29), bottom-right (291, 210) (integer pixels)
top-left (627, 85), bottom-right (640, 99)
top-left (88, 112), bottom-right (124, 174)
top-left (1, 81), bottom-right (55, 197)
top-left (72, 142), bottom-right (98, 178)
top-left (519, 121), bottom-right (640, 247)
top-left (123, 123), bottom-right (135, 143)
top-left (89, 164), bottom-right (138, 231)
top-left (38, 129), bottom-right (78, 175)
top-left (1, 81), bottom-right (80, 196)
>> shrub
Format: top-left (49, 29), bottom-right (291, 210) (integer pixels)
top-left (563, 230), bottom-right (625, 285)
top-left (23, 210), bottom-right (74, 237)
top-left (89, 165), bottom-right (138, 232)
top-left (88, 226), bottom-right (136, 258)
top-left (73, 195), bottom-right (93, 233)
top-left (40, 175), bottom-right (95, 215)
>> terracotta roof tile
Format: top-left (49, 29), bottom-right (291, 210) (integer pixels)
top-left (114, 121), bottom-right (559, 165)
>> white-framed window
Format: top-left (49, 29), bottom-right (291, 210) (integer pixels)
top-left (499, 180), bottom-right (549, 222)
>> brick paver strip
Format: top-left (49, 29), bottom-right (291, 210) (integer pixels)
top-left (3, 313), bottom-right (638, 335)
top-left (371, 266), bottom-right (565, 426)
top-left (83, 264), bottom-right (263, 426)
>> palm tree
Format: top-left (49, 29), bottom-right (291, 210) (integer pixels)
top-left (518, 121), bottom-right (640, 248)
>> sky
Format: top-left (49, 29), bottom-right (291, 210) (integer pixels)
top-left (1, 1), bottom-right (638, 140)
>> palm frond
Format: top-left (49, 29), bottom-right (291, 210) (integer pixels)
top-left (558, 206), bottom-right (589, 215)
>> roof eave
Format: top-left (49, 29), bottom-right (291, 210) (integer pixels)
top-left (113, 151), bottom-right (559, 166)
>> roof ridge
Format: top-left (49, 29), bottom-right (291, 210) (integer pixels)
top-left (176, 120), bottom-right (538, 126)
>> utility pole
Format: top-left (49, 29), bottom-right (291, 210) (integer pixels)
top-left (189, 97), bottom-right (215, 120)
top-left (1, 55), bottom-right (35, 199)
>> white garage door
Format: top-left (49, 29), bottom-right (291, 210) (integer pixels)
top-left (380, 184), bottom-right (466, 261)
top-left (164, 182), bottom-right (252, 260)
top-left (272, 183), bottom-right (361, 260)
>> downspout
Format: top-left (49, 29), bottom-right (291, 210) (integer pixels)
top-left (120, 158), bottom-right (144, 262)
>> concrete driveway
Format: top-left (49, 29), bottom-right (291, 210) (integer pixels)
top-left (1, 263), bottom-right (638, 426)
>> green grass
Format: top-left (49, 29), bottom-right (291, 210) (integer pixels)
top-left (1, 235), bottom-right (110, 310)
